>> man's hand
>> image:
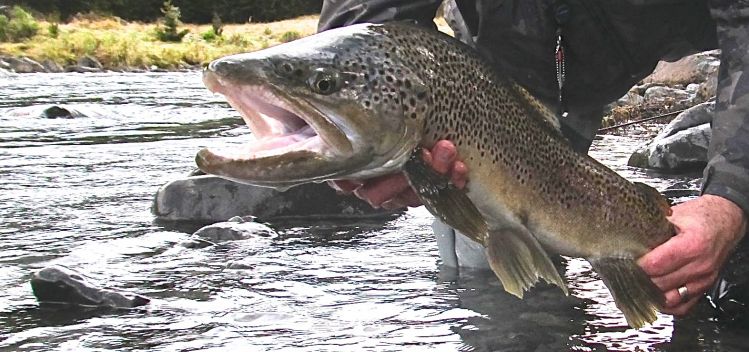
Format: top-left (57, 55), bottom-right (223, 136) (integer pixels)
top-left (638, 195), bottom-right (747, 315)
top-left (327, 140), bottom-right (468, 209)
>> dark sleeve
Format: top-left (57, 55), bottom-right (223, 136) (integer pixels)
top-left (318, 0), bottom-right (442, 32)
top-left (702, 1), bottom-right (749, 214)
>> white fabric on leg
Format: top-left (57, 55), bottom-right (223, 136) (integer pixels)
top-left (454, 229), bottom-right (491, 270)
top-left (432, 219), bottom-right (490, 270)
top-left (432, 219), bottom-right (458, 267)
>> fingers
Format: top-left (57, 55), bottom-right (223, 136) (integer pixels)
top-left (381, 190), bottom-right (422, 210)
top-left (423, 140), bottom-right (457, 174)
top-left (423, 140), bottom-right (468, 189)
top-left (661, 294), bottom-right (701, 316)
top-left (638, 231), bottom-right (700, 277)
top-left (353, 173), bottom-right (411, 208)
top-left (328, 140), bottom-right (468, 210)
top-left (451, 161), bottom-right (468, 189)
top-left (659, 273), bottom-right (715, 309)
top-left (327, 180), bottom-right (362, 194)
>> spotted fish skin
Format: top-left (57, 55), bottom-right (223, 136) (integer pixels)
top-left (197, 22), bottom-right (675, 328)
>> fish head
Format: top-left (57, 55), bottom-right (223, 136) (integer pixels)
top-left (197, 23), bottom-right (430, 189)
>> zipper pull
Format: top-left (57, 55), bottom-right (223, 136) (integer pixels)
top-left (554, 2), bottom-right (570, 118)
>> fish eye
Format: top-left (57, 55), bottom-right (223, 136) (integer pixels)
top-left (308, 69), bottom-right (342, 95)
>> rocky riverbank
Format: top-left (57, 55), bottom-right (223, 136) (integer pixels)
top-left (0, 54), bottom-right (194, 74)
top-left (609, 50), bottom-right (720, 173)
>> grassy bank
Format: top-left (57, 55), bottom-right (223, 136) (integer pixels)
top-left (0, 15), bottom-right (319, 70)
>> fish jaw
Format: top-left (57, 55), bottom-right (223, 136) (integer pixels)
top-left (198, 70), bottom-right (368, 187)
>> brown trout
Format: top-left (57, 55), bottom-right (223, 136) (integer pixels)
top-left (196, 22), bottom-right (675, 328)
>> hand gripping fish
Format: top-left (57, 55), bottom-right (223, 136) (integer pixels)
top-left (196, 22), bottom-right (675, 328)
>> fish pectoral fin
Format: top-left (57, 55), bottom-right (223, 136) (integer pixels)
top-left (588, 257), bottom-right (665, 329)
top-left (485, 227), bottom-right (567, 298)
top-left (404, 149), bottom-right (488, 242)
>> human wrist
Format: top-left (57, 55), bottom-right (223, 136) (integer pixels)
top-left (700, 194), bottom-right (747, 241)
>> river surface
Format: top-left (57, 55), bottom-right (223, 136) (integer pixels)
top-left (0, 72), bottom-right (746, 351)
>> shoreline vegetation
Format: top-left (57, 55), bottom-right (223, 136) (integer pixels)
top-left (0, 3), bottom-right (452, 74)
top-left (0, 10), bottom-right (319, 72)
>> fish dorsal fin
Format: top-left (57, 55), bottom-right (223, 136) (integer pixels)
top-left (508, 82), bottom-right (563, 134)
top-left (634, 182), bottom-right (673, 216)
top-left (485, 227), bottom-right (567, 298)
top-left (403, 149), bottom-right (487, 243)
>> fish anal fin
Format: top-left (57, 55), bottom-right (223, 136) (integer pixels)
top-left (485, 227), bottom-right (567, 298)
top-left (589, 257), bottom-right (665, 329)
top-left (634, 182), bottom-right (673, 216)
top-left (404, 149), bottom-right (488, 243)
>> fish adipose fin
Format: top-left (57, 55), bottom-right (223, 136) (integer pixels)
top-left (404, 149), bottom-right (488, 243)
top-left (485, 227), bottom-right (568, 298)
top-left (588, 257), bottom-right (665, 328)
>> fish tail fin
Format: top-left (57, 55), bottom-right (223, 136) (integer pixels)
top-left (485, 228), bottom-right (567, 298)
top-left (589, 257), bottom-right (664, 328)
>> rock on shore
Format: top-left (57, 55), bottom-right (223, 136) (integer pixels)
top-left (628, 101), bottom-right (714, 171)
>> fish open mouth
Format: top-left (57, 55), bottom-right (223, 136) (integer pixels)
top-left (197, 70), bottom-right (360, 187)
top-left (202, 71), bottom-right (352, 161)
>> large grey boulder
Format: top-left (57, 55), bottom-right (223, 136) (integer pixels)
top-left (628, 102), bottom-right (714, 171)
top-left (31, 265), bottom-right (150, 308)
top-left (153, 175), bottom-right (399, 223)
top-left (643, 51), bottom-right (720, 86)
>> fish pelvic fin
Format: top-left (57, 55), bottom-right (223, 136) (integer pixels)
top-left (588, 257), bottom-right (665, 329)
top-left (485, 227), bottom-right (567, 298)
top-left (404, 149), bottom-right (488, 243)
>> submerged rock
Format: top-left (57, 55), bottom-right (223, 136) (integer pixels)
top-left (7, 104), bottom-right (103, 119)
top-left (31, 265), bottom-right (150, 308)
top-left (179, 217), bottom-right (277, 248)
top-left (628, 102), bottom-right (714, 171)
top-left (193, 217), bottom-right (277, 243)
top-left (153, 175), bottom-right (399, 223)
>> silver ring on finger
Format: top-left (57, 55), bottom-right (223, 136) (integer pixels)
top-left (678, 285), bottom-right (689, 303)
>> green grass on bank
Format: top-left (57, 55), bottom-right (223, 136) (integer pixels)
top-left (0, 15), bottom-right (319, 70)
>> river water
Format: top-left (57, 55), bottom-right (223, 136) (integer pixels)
top-left (0, 72), bottom-right (746, 351)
